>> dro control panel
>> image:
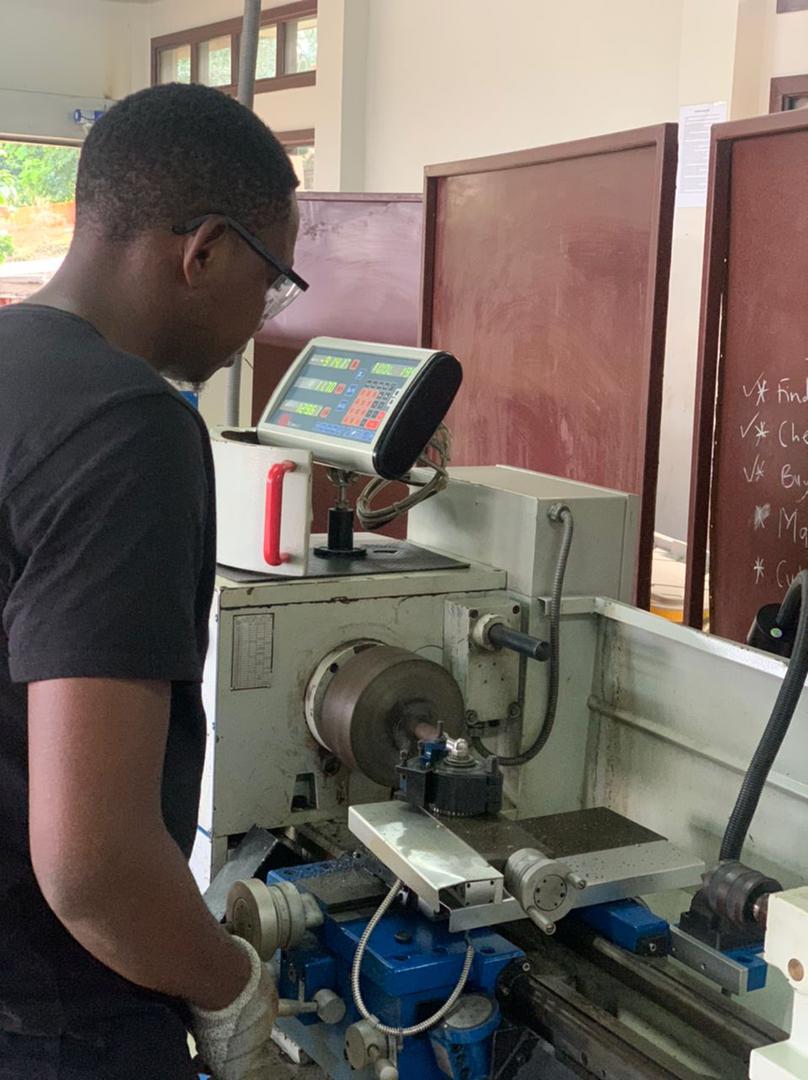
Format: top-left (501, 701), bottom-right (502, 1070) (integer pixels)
top-left (257, 337), bottom-right (463, 479)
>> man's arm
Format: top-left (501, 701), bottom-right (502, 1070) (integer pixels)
top-left (28, 676), bottom-right (249, 1011)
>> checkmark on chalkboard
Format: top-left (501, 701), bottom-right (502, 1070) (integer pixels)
top-left (740, 413), bottom-right (760, 440)
top-left (743, 455), bottom-right (765, 483)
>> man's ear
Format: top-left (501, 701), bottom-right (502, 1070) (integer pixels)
top-left (180, 217), bottom-right (229, 288)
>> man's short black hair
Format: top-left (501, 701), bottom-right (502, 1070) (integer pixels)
top-left (76, 83), bottom-right (299, 240)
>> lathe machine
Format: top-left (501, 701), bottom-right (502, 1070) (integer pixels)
top-left (195, 337), bottom-right (808, 1079)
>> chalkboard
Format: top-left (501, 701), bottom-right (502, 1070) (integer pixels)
top-left (685, 110), bottom-right (808, 640)
top-left (251, 193), bottom-right (423, 536)
top-left (420, 125), bottom-right (677, 607)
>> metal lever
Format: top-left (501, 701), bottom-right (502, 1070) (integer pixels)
top-left (277, 989), bottom-right (346, 1025)
top-left (368, 1047), bottom-right (399, 1080)
top-left (475, 616), bottom-right (549, 661)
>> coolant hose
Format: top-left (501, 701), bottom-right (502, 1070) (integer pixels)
top-left (720, 570), bottom-right (808, 862)
top-left (351, 878), bottom-right (475, 1037)
top-left (474, 504), bottom-right (574, 767)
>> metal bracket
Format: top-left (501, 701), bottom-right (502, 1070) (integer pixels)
top-left (669, 925), bottom-right (765, 995)
top-left (535, 596), bottom-right (598, 617)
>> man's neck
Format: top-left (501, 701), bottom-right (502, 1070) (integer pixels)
top-left (31, 241), bottom-right (170, 372)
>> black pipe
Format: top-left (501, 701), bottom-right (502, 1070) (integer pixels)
top-left (720, 570), bottom-right (808, 862)
top-left (487, 622), bottom-right (549, 662)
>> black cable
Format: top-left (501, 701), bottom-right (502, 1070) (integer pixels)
top-left (720, 570), bottom-right (808, 862)
top-left (474, 504), bottom-right (574, 768)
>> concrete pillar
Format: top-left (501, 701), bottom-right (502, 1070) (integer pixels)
top-left (314, 0), bottom-right (369, 191)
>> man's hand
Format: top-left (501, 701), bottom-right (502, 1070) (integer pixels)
top-left (191, 936), bottom-right (279, 1080)
top-left (27, 677), bottom-right (251, 1011)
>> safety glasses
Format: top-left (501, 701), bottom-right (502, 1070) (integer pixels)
top-left (172, 214), bottom-right (309, 323)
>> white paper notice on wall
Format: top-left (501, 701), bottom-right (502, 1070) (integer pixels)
top-left (676, 102), bottom-right (728, 209)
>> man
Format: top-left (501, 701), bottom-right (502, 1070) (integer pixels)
top-left (0, 83), bottom-right (305, 1078)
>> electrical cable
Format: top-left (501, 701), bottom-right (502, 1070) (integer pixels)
top-left (355, 426), bottom-right (451, 532)
top-left (473, 504), bottom-right (574, 767)
top-left (720, 570), bottom-right (808, 862)
top-left (350, 877), bottom-right (475, 1037)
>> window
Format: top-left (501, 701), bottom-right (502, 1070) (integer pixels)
top-left (285, 16), bottom-right (317, 74)
top-left (159, 44), bottom-right (191, 84)
top-left (199, 35), bottom-right (232, 88)
top-left (152, 2), bottom-right (317, 95)
top-left (770, 75), bottom-right (808, 113)
top-left (279, 130), bottom-right (315, 191)
top-left (0, 140), bottom-right (80, 305)
top-left (256, 25), bottom-right (278, 80)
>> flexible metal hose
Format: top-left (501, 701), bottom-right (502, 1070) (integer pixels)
top-left (720, 570), bottom-right (808, 862)
top-left (474, 504), bottom-right (574, 767)
top-left (350, 878), bottom-right (475, 1037)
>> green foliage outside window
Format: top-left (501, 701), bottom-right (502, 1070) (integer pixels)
top-left (296, 24), bottom-right (317, 72)
top-left (205, 43), bottom-right (231, 86)
top-left (0, 155), bottom-right (15, 263)
top-left (0, 143), bottom-right (79, 207)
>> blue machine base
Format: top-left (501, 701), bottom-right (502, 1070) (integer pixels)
top-left (573, 899), bottom-right (671, 956)
top-left (724, 946), bottom-right (768, 992)
top-left (575, 899), bottom-right (768, 992)
top-left (267, 861), bottom-right (524, 1080)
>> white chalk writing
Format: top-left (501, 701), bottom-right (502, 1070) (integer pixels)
top-left (779, 420), bottom-right (808, 448)
top-left (777, 377), bottom-right (808, 405)
top-left (779, 506), bottom-right (808, 549)
top-left (754, 504), bottom-right (771, 530)
top-left (781, 464), bottom-right (808, 503)
top-left (740, 413), bottom-right (759, 440)
top-left (777, 559), bottom-right (807, 589)
top-left (743, 455), bottom-right (766, 483)
top-left (743, 373), bottom-right (768, 406)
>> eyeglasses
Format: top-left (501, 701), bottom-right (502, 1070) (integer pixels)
top-left (172, 214), bottom-right (309, 323)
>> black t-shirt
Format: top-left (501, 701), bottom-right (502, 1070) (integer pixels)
top-left (0, 304), bottom-right (216, 1036)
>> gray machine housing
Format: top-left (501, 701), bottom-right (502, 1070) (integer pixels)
top-left (191, 465), bottom-right (637, 886)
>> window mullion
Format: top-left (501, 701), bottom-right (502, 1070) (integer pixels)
top-left (230, 32), bottom-right (239, 91)
top-left (276, 19), bottom-right (287, 78)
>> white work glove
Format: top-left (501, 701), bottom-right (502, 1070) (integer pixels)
top-left (191, 936), bottom-right (279, 1080)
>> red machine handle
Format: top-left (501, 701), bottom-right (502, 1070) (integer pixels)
top-left (263, 460), bottom-right (297, 566)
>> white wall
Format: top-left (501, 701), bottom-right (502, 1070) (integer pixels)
top-left (362, 0), bottom-right (683, 191)
top-left (313, 0), bottom-right (368, 189)
top-left (765, 3), bottom-right (808, 92)
top-left (0, 0), bottom-right (142, 141)
top-left (655, 0), bottom-right (741, 542)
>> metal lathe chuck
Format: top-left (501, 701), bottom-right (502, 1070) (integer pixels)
top-left (305, 644), bottom-right (465, 787)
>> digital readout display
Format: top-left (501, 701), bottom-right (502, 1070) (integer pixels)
top-left (267, 346), bottom-right (419, 444)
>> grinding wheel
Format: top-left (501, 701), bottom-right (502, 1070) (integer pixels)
top-left (317, 646), bottom-right (464, 787)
